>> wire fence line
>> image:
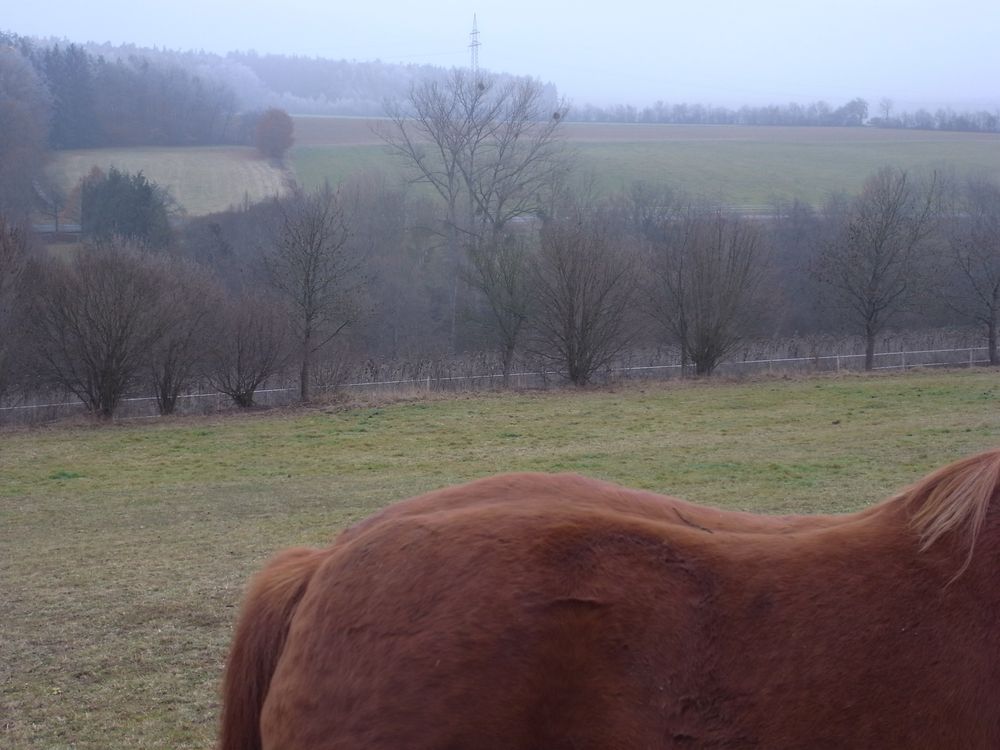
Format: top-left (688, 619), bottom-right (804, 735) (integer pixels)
top-left (1, 345), bottom-right (991, 426)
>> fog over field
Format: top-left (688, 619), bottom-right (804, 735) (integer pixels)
top-left (6, 0), bottom-right (999, 110)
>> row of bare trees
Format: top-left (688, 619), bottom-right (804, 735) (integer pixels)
top-left (6, 240), bottom-right (275, 418)
top-left (0, 185), bottom-right (365, 419)
top-left (3, 166), bottom-right (1000, 419)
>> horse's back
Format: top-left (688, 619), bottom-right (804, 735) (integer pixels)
top-left (337, 472), bottom-right (843, 544)
top-left (261, 498), bottom-right (718, 748)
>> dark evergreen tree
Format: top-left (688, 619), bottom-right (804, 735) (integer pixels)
top-left (42, 44), bottom-right (99, 148)
top-left (81, 167), bottom-right (173, 249)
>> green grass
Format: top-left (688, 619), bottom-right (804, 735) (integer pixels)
top-left (3, 370), bottom-right (1000, 748)
top-left (290, 129), bottom-right (1000, 208)
top-left (571, 139), bottom-right (1000, 206)
top-left (291, 144), bottom-right (397, 194)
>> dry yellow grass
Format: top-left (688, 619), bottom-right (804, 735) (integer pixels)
top-left (47, 146), bottom-right (292, 217)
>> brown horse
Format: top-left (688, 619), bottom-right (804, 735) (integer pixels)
top-left (220, 451), bottom-right (1000, 749)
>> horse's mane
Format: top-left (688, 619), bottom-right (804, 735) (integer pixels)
top-left (898, 448), bottom-right (1000, 574)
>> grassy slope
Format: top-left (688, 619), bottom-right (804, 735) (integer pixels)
top-left (290, 123), bottom-right (1000, 207)
top-left (47, 146), bottom-right (291, 218)
top-left (2, 370), bottom-right (1000, 748)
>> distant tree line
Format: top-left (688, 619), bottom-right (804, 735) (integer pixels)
top-left (568, 98), bottom-right (1000, 133)
top-left (1, 32), bottom-right (251, 149)
top-left (6, 36), bottom-right (562, 118)
top-left (6, 30), bottom-right (998, 134)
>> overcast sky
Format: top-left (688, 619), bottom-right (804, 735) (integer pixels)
top-left (5, 0), bottom-right (999, 110)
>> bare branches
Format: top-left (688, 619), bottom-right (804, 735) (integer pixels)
top-left (812, 167), bottom-right (941, 369)
top-left (0, 216), bottom-right (30, 397)
top-left (464, 233), bottom-right (533, 383)
top-left (206, 295), bottom-right (289, 408)
top-left (381, 70), bottom-right (568, 357)
top-left (146, 259), bottom-right (222, 415)
top-left (644, 208), bottom-right (771, 375)
top-left (265, 186), bottom-right (364, 401)
top-left (27, 241), bottom-right (171, 419)
top-left (944, 177), bottom-right (1000, 363)
top-left (530, 213), bottom-right (639, 385)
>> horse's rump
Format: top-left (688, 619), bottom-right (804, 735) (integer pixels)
top-left (219, 547), bottom-right (324, 750)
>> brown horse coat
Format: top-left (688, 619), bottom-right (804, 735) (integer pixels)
top-left (220, 452), bottom-right (1000, 749)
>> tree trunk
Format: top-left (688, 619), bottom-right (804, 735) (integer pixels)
top-left (695, 358), bottom-right (714, 377)
top-left (155, 370), bottom-right (178, 415)
top-left (864, 331), bottom-right (876, 371)
top-left (300, 328), bottom-right (312, 402)
top-left (234, 391), bottom-right (255, 408)
top-left (989, 317), bottom-right (998, 366)
top-left (158, 390), bottom-right (178, 416)
top-left (300, 357), bottom-right (311, 403)
top-left (501, 342), bottom-right (515, 388)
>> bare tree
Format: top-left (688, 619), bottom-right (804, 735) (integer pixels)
top-left (147, 259), bottom-right (222, 414)
top-left (339, 170), bottom-right (451, 360)
top-left (381, 70), bottom-right (568, 355)
top-left (645, 208), bottom-right (771, 376)
top-left (0, 216), bottom-right (29, 399)
top-left (265, 186), bottom-right (364, 402)
top-left (812, 167), bottom-right (940, 370)
top-left (27, 240), bottom-right (169, 419)
top-left (465, 233), bottom-right (533, 384)
top-left (529, 213), bottom-right (639, 385)
top-left (206, 295), bottom-right (289, 408)
top-left (879, 97), bottom-right (894, 123)
top-left (944, 177), bottom-right (1000, 364)
top-left (35, 177), bottom-right (67, 234)
top-left (613, 181), bottom-right (682, 242)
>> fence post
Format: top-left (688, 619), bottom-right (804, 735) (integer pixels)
top-left (901, 351), bottom-right (906, 370)
top-left (836, 355), bottom-right (840, 372)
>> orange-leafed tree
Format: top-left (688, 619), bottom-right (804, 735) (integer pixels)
top-left (255, 108), bottom-right (294, 160)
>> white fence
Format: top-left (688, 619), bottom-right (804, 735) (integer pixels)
top-left (1, 346), bottom-right (991, 426)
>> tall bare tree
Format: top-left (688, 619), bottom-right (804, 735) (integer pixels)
top-left (265, 186), bottom-right (363, 402)
top-left (381, 70), bottom-right (568, 356)
top-left (645, 208), bottom-right (771, 375)
top-left (812, 167), bottom-right (940, 370)
top-left (944, 177), bottom-right (1000, 364)
top-left (530, 213), bottom-right (639, 385)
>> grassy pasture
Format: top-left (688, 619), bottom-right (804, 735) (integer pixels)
top-left (290, 117), bottom-right (1000, 207)
top-left (3, 369), bottom-right (1000, 748)
top-left (47, 146), bottom-right (291, 218)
